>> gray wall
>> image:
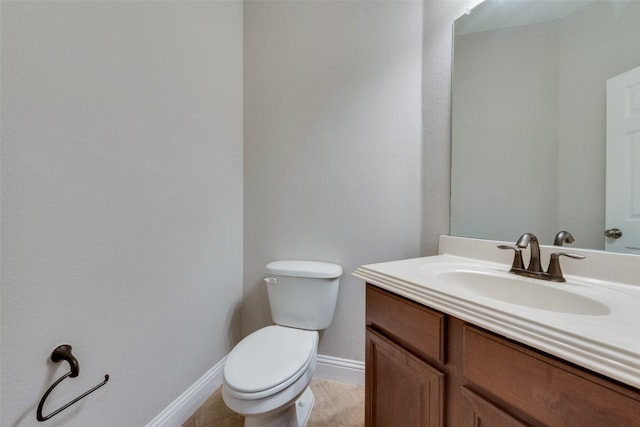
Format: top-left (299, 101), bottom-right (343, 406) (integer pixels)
top-left (1, 2), bottom-right (243, 426)
top-left (243, 0), bottom-right (425, 361)
top-left (452, 21), bottom-right (560, 242)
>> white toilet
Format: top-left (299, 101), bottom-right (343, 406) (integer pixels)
top-left (222, 260), bottom-right (343, 427)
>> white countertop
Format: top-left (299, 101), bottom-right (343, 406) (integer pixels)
top-left (354, 236), bottom-right (640, 389)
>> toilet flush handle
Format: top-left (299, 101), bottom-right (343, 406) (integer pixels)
top-left (264, 277), bottom-right (276, 286)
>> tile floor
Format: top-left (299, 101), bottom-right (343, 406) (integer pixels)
top-left (182, 378), bottom-right (364, 427)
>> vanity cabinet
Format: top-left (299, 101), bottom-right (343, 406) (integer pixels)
top-left (365, 284), bottom-right (640, 427)
top-left (365, 285), bottom-right (446, 426)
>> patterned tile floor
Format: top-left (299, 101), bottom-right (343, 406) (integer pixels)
top-left (182, 378), bottom-right (364, 427)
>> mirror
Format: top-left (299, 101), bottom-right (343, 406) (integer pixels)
top-left (451, 0), bottom-right (640, 252)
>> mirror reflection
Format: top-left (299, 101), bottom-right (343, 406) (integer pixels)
top-left (451, 0), bottom-right (640, 253)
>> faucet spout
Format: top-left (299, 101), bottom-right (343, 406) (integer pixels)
top-left (516, 232), bottom-right (543, 273)
top-left (553, 230), bottom-right (575, 246)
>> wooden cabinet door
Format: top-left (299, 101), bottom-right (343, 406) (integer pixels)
top-left (462, 387), bottom-right (532, 427)
top-left (365, 327), bottom-right (444, 427)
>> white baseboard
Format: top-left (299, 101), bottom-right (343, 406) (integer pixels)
top-left (145, 356), bottom-right (226, 427)
top-left (314, 354), bottom-right (365, 386)
top-left (146, 353), bottom-right (364, 427)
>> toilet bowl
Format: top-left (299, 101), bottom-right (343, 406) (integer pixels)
top-left (222, 260), bottom-right (342, 427)
top-left (222, 326), bottom-right (318, 427)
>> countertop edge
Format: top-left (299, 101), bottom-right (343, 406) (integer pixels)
top-left (354, 267), bottom-right (640, 390)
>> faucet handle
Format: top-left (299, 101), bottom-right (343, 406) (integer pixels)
top-left (497, 245), bottom-right (524, 271)
top-left (546, 252), bottom-right (586, 282)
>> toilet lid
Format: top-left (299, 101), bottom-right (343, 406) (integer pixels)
top-left (224, 326), bottom-right (317, 394)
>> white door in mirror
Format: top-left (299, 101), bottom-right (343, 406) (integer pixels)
top-left (605, 65), bottom-right (640, 253)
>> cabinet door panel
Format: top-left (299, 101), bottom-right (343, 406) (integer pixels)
top-left (366, 328), bottom-right (444, 427)
top-left (462, 387), bottom-right (532, 427)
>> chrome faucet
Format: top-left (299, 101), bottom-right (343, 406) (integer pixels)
top-left (498, 232), bottom-right (585, 282)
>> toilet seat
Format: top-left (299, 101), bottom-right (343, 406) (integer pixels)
top-left (224, 326), bottom-right (318, 400)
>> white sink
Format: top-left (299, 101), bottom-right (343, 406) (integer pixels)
top-left (433, 270), bottom-right (611, 316)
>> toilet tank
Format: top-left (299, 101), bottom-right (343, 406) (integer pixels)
top-left (265, 260), bottom-right (342, 330)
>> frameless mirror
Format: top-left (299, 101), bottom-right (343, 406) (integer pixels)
top-left (451, 0), bottom-right (640, 253)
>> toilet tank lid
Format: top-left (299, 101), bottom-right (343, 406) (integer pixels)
top-left (266, 260), bottom-right (342, 279)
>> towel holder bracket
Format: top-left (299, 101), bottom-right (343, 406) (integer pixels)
top-left (36, 344), bottom-right (109, 422)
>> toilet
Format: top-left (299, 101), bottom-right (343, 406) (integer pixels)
top-left (222, 260), bottom-right (343, 427)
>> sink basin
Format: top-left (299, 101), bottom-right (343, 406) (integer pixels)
top-left (429, 269), bottom-right (611, 316)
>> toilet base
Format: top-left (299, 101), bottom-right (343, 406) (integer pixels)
top-left (244, 387), bottom-right (315, 427)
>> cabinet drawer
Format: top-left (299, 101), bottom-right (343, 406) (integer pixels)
top-left (366, 284), bottom-right (446, 364)
top-left (463, 325), bottom-right (640, 427)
